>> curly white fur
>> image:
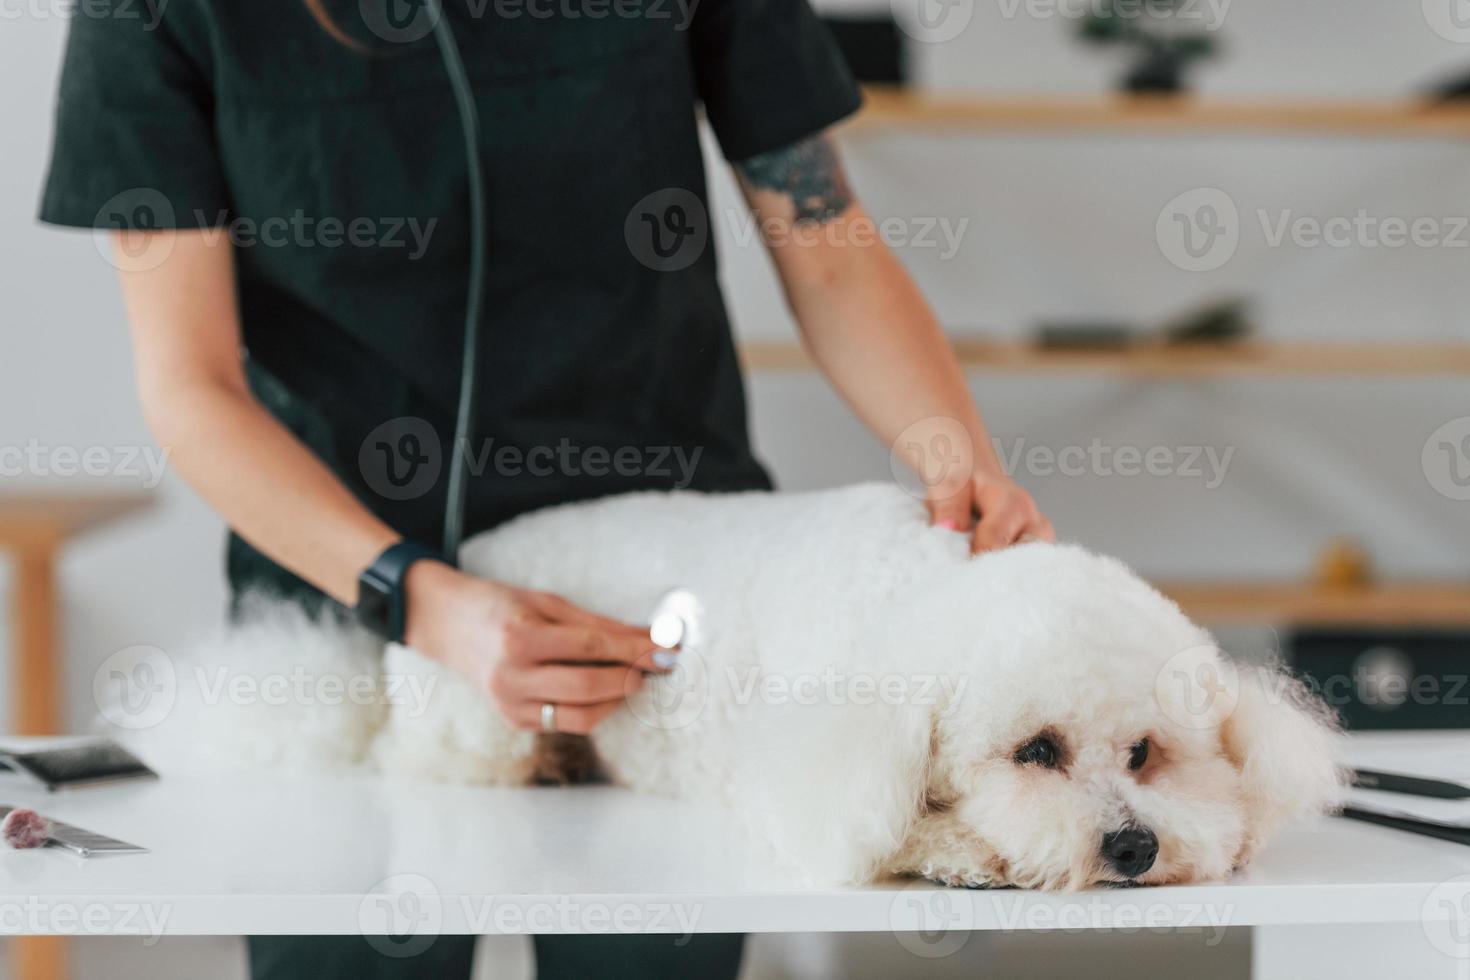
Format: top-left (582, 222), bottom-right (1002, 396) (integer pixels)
top-left (119, 484), bottom-right (1346, 889)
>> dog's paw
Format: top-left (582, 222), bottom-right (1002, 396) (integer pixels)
top-left (923, 868), bottom-right (997, 890)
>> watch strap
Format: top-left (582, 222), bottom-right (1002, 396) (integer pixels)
top-left (355, 540), bottom-right (445, 643)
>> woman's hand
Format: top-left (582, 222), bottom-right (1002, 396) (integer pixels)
top-left (928, 469), bottom-right (1056, 554)
top-left (402, 561), bottom-right (665, 734)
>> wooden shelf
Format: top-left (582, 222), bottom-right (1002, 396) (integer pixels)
top-left (739, 341), bottom-right (1470, 378)
top-left (852, 88), bottom-right (1470, 138)
top-left (1160, 581), bottom-right (1470, 628)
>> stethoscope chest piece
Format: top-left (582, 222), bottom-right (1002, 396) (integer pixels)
top-left (649, 588), bottom-right (704, 654)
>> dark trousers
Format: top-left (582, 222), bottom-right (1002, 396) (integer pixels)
top-left (247, 934), bottom-right (745, 979)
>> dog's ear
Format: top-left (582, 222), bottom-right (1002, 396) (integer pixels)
top-left (734, 695), bottom-right (934, 887)
top-left (1219, 662), bottom-right (1347, 863)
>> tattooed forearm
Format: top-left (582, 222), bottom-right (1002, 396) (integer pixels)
top-left (736, 134), bottom-right (854, 225)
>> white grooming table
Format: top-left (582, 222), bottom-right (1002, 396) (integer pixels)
top-left (1, 735), bottom-right (1467, 980)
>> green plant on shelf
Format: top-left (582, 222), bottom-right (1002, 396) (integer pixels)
top-left (1077, 0), bottom-right (1220, 94)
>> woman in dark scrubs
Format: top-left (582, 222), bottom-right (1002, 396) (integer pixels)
top-left (41, 0), bottom-right (1053, 975)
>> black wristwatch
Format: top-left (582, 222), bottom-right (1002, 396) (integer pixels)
top-left (355, 540), bottom-right (447, 643)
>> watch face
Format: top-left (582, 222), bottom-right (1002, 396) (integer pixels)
top-left (356, 574), bottom-right (393, 634)
top-left (358, 543), bottom-right (439, 641)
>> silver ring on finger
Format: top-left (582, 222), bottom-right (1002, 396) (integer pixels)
top-left (540, 702), bottom-right (558, 734)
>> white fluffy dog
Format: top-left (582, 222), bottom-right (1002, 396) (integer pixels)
top-left (147, 483), bottom-right (1344, 890)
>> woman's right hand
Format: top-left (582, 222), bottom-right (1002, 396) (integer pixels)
top-left (402, 561), bottom-right (666, 734)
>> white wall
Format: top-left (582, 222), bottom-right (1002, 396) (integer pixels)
top-left (1, 9), bottom-right (231, 737)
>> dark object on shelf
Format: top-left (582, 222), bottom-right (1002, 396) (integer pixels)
top-left (1033, 297), bottom-right (1252, 351)
top-left (1036, 323), bottom-right (1136, 349)
top-left (1290, 629), bottom-right (1470, 730)
top-left (1425, 65), bottom-right (1470, 103)
top-left (1159, 297), bottom-right (1253, 345)
top-left (1077, 0), bottom-right (1219, 94)
top-left (821, 15), bottom-right (906, 85)
top-left (1120, 44), bottom-right (1214, 94)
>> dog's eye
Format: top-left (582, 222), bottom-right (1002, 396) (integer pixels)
top-left (1014, 735), bottom-right (1061, 769)
top-left (1128, 738), bottom-right (1150, 772)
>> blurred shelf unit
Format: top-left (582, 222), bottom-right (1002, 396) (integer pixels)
top-left (740, 341), bottom-right (1470, 377)
top-left (853, 87), bottom-right (1470, 138)
top-left (1159, 582), bottom-right (1470, 628)
top-left (819, 86), bottom-right (1470, 631)
top-left (741, 339), bottom-right (1470, 627)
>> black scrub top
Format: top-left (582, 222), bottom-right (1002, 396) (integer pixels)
top-left (40, 0), bottom-right (861, 603)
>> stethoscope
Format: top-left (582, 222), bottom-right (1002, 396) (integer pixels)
top-left (422, 4), bottom-right (708, 648)
top-left (423, 0), bottom-right (485, 562)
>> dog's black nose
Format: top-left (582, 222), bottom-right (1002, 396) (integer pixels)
top-left (1101, 828), bottom-right (1158, 878)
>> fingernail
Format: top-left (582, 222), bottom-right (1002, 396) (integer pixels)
top-left (652, 650), bottom-right (678, 669)
top-left (937, 518), bottom-right (958, 531)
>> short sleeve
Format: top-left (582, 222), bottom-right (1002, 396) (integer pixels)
top-left (38, 0), bottom-right (231, 231)
top-left (688, 0), bottom-right (863, 163)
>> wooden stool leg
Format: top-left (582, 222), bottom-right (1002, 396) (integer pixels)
top-left (14, 938), bottom-right (68, 980)
top-left (9, 538), bottom-right (67, 980)
top-left (12, 540), bottom-right (61, 736)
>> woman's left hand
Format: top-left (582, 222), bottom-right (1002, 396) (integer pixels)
top-left (928, 470), bottom-right (1055, 554)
